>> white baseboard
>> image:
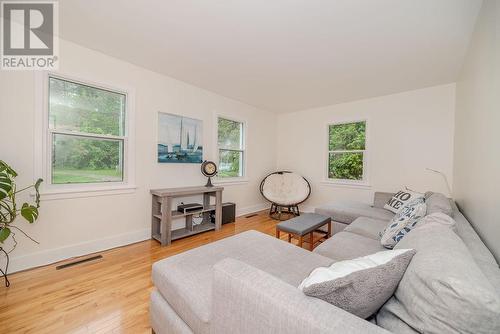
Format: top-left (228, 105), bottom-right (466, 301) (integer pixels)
top-left (237, 203), bottom-right (316, 216)
top-left (236, 203), bottom-right (269, 217)
top-left (7, 228), bottom-right (150, 274)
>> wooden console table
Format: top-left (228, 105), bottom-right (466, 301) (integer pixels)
top-left (150, 186), bottom-right (224, 246)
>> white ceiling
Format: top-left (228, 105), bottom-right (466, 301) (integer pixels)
top-left (59, 0), bottom-right (482, 113)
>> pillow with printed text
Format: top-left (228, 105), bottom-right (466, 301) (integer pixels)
top-left (384, 189), bottom-right (424, 213)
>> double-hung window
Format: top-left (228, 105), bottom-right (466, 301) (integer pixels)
top-left (327, 120), bottom-right (367, 183)
top-left (217, 117), bottom-right (245, 178)
top-left (47, 76), bottom-right (128, 185)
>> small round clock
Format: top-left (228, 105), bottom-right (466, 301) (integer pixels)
top-left (201, 160), bottom-right (217, 187)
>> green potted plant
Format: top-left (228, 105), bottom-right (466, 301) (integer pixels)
top-left (0, 160), bottom-right (42, 287)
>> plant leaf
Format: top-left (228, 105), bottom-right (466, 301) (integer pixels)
top-left (0, 227), bottom-right (11, 243)
top-left (0, 160), bottom-right (17, 177)
top-left (34, 178), bottom-right (43, 208)
top-left (21, 203), bottom-right (39, 224)
top-left (0, 172), bottom-right (13, 200)
top-left (0, 200), bottom-right (14, 222)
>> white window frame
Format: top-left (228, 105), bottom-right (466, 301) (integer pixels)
top-left (323, 119), bottom-right (370, 188)
top-left (34, 72), bottom-right (136, 200)
top-left (213, 114), bottom-right (248, 184)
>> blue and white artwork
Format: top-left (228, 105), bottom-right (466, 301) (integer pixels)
top-left (158, 113), bottom-right (203, 163)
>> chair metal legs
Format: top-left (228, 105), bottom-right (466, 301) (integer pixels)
top-left (269, 203), bottom-right (300, 220)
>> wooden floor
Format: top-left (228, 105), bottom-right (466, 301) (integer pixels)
top-left (0, 211), bottom-right (310, 334)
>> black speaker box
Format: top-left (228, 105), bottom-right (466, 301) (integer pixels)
top-left (210, 202), bottom-right (236, 225)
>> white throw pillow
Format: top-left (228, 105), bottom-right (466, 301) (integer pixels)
top-left (380, 197), bottom-right (427, 248)
top-left (384, 189), bottom-right (424, 213)
top-left (299, 249), bottom-right (416, 319)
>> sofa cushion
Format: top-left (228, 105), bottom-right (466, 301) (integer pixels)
top-left (377, 224), bottom-right (500, 334)
top-left (425, 192), bottom-right (452, 216)
top-left (314, 231), bottom-right (386, 261)
top-left (152, 230), bottom-right (334, 334)
top-left (300, 249), bottom-right (416, 319)
top-left (344, 217), bottom-right (388, 240)
top-left (414, 212), bottom-right (456, 231)
top-left (317, 221), bottom-right (348, 235)
top-left (332, 221), bottom-right (348, 234)
top-left (372, 192), bottom-right (395, 209)
top-left (375, 308), bottom-right (419, 334)
top-left (212, 258), bottom-right (390, 334)
top-left (315, 201), bottom-right (394, 225)
top-left (448, 202), bottom-right (500, 296)
top-left (151, 289), bottom-right (194, 334)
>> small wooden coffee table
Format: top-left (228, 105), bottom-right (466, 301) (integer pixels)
top-left (275, 213), bottom-right (331, 251)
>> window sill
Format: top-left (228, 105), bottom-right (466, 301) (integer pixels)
top-left (321, 180), bottom-right (371, 190)
top-left (213, 178), bottom-right (249, 186)
top-left (32, 184), bottom-right (137, 201)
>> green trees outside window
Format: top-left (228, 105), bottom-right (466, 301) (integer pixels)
top-left (48, 77), bottom-right (126, 184)
top-left (328, 121), bottom-right (366, 181)
top-left (217, 118), bottom-right (244, 178)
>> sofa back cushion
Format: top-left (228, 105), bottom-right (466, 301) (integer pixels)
top-left (373, 192), bottom-right (394, 209)
top-left (377, 224), bottom-right (500, 334)
top-left (425, 192), bottom-right (452, 216)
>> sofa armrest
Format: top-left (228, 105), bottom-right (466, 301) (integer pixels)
top-left (373, 192), bottom-right (394, 209)
top-left (211, 258), bottom-right (390, 334)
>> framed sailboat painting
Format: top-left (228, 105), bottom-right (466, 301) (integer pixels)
top-left (157, 112), bottom-right (203, 163)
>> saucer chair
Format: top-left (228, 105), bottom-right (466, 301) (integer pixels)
top-left (260, 171), bottom-right (311, 220)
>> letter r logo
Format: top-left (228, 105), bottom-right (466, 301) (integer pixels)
top-left (2, 2), bottom-right (54, 56)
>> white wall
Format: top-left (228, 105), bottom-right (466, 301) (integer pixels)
top-left (0, 40), bottom-right (276, 272)
top-left (453, 0), bottom-right (500, 261)
top-left (276, 84), bottom-right (456, 209)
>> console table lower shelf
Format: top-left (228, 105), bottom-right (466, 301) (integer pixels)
top-left (152, 221), bottom-right (216, 243)
top-left (150, 186), bottom-right (224, 246)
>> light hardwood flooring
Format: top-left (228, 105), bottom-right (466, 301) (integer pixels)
top-left (0, 211), bottom-right (312, 334)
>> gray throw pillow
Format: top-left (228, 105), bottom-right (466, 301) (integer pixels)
top-left (299, 249), bottom-right (416, 319)
top-left (425, 192), bottom-right (452, 216)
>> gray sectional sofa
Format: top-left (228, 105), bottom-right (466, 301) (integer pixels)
top-left (315, 192), bottom-right (396, 235)
top-left (151, 192), bottom-right (500, 334)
